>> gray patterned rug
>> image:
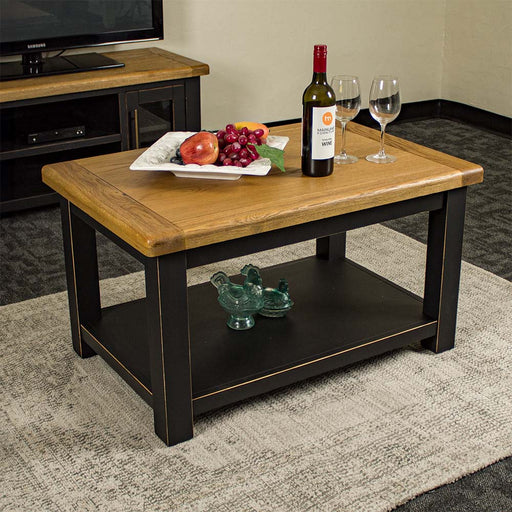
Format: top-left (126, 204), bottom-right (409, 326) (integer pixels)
top-left (2, 225), bottom-right (511, 512)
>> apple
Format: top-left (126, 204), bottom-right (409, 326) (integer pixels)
top-left (180, 132), bottom-right (219, 165)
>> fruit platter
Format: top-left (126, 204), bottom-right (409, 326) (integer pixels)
top-left (130, 122), bottom-right (289, 180)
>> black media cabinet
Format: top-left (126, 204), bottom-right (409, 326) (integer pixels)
top-left (0, 47), bottom-right (209, 213)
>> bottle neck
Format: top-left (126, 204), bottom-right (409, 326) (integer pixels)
top-left (312, 71), bottom-right (328, 85)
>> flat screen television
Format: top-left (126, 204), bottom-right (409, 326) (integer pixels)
top-left (0, 0), bottom-right (163, 81)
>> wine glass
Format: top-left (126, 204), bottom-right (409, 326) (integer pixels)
top-left (331, 75), bottom-right (361, 164)
top-left (366, 76), bottom-right (401, 164)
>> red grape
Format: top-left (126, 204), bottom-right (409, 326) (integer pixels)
top-left (247, 144), bottom-right (259, 160)
top-left (213, 124), bottom-right (265, 167)
top-left (225, 132), bottom-right (238, 143)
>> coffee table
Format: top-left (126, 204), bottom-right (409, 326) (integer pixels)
top-left (42, 122), bottom-right (483, 446)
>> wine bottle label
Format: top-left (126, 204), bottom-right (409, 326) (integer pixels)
top-left (311, 106), bottom-right (336, 160)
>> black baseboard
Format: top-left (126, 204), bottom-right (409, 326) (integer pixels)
top-left (438, 100), bottom-right (511, 136)
top-left (268, 100), bottom-right (511, 137)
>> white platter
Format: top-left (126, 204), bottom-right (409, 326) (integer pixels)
top-left (129, 131), bottom-right (289, 180)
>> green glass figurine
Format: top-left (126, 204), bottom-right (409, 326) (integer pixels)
top-left (211, 264), bottom-right (294, 330)
top-left (210, 269), bottom-right (264, 330)
top-left (241, 264), bottom-right (294, 317)
top-left (260, 278), bottom-right (294, 318)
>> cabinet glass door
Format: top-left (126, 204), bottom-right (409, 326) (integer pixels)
top-left (127, 85), bottom-right (186, 149)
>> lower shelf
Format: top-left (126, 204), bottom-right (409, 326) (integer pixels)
top-left (82, 256), bottom-right (437, 414)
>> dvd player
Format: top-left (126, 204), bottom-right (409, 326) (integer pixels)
top-left (28, 125), bottom-right (85, 144)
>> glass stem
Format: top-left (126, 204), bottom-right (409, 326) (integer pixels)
top-left (340, 121), bottom-right (347, 157)
top-left (379, 123), bottom-right (387, 157)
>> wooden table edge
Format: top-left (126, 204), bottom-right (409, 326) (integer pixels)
top-left (42, 161), bottom-right (186, 257)
top-left (179, 171), bottom-right (477, 251)
top-left (43, 124), bottom-right (484, 258)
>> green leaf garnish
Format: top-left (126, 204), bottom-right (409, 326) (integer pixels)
top-left (256, 144), bottom-right (286, 172)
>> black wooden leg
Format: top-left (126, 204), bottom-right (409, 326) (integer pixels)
top-left (422, 188), bottom-right (467, 353)
top-left (316, 233), bottom-right (347, 260)
top-left (60, 200), bottom-right (100, 358)
top-left (145, 251), bottom-right (194, 446)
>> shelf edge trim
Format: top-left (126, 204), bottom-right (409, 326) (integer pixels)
top-left (192, 321), bottom-right (437, 402)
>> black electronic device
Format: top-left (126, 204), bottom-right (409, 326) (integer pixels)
top-left (0, 0), bottom-right (163, 81)
top-left (27, 125), bottom-right (86, 145)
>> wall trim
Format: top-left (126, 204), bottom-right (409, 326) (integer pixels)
top-left (268, 100), bottom-right (511, 137)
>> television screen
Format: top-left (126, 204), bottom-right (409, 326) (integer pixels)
top-left (0, 0), bottom-right (163, 80)
top-left (1, 0), bottom-right (155, 43)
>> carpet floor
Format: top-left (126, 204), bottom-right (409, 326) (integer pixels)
top-left (385, 118), bottom-right (512, 281)
top-left (2, 225), bottom-right (511, 512)
top-left (1, 118), bottom-right (511, 510)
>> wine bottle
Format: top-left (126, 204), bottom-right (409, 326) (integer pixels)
top-left (301, 44), bottom-right (336, 177)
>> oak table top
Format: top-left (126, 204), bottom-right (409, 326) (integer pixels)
top-left (42, 122), bottom-right (483, 257)
top-left (0, 47), bottom-right (209, 104)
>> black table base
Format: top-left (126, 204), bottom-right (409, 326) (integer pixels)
top-left (60, 188), bottom-right (466, 445)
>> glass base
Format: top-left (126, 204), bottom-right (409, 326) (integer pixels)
top-left (334, 153), bottom-right (358, 165)
top-left (366, 153), bottom-right (397, 164)
top-left (227, 314), bottom-right (255, 330)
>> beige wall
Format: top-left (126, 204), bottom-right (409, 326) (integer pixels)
top-left (442, 0), bottom-right (512, 117)
top-left (154, 0), bottom-right (446, 129)
top-left (6, 1), bottom-right (509, 124)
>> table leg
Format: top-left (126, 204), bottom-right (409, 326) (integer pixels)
top-left (60, 200), bottom-right (100, 358)
top-left (423, 187), bottom-right (467, 353)
top-left (145, 252), bottom-right (194, 446)
top-left (316, 233), bottom-right (347, 260)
